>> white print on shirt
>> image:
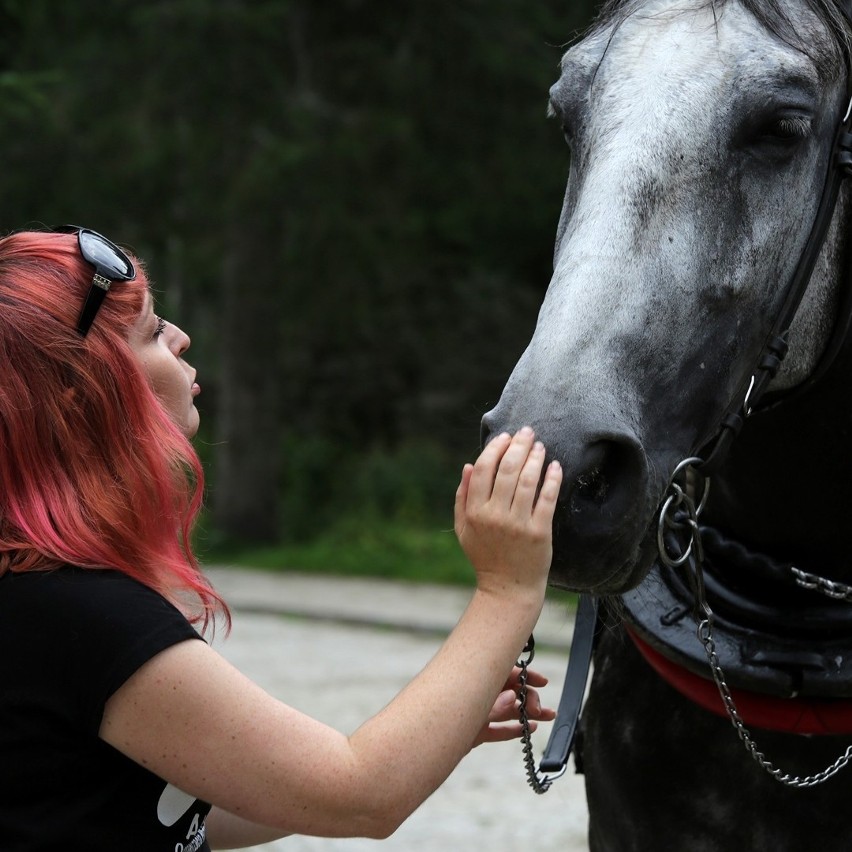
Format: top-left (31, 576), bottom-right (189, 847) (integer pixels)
top-left (158, 782), bottom-right (207, 851)
top-left (157, 783), bottom-right (196, 827)
top-left (174, 820), bottom-right (206, 852)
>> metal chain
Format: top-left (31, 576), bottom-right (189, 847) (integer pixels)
top-left (516, 635), bottom-right (565, 794)
top-left (791, 567), bottom-right (852, 602)
top-left (696, 615), bottom-right (852, 787)
top-left (661, 458), bottom-right (852, 789)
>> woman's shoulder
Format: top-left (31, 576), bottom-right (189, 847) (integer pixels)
top-left (0, 565), bottom-right (204, 727)
top-left (1, 564), bottom-right (163, 607)
top-left (0, 565), bottom-right (200, 640)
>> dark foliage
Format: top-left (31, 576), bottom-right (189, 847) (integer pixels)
top-left (0, 0), bottom-right (598, 544)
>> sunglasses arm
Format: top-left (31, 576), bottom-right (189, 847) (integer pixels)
top-left (77, 274), bottom-right (111, 336)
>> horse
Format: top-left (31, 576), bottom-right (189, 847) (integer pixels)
top-left (482, 1), bottom-right (852, 848)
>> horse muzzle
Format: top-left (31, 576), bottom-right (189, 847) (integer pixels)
top-left (481, 410), bottom-right (662, 593)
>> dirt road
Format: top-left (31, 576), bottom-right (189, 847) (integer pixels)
top-left (207, 568), bottom-right (590, 851)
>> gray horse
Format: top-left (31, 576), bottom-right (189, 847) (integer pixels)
top-left (484, 1), bottom-right (852, 848)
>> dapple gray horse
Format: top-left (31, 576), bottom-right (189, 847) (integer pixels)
top-left (483, 1), bottom-right (852, 848)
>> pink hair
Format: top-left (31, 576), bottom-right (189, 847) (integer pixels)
top-left (0, 230), bottom-right (229, 632)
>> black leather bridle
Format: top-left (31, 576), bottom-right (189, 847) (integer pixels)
top-left (699, 3), bottom-right (852, 473)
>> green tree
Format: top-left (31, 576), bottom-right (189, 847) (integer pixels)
top-left (0, 0), bottom-right (599, 547)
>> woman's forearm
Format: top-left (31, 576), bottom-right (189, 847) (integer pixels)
top-left (345, 585), bottom-right (544, 836)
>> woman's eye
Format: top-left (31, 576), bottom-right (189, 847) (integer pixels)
top-left (154, 316), bottom-right (166, 337)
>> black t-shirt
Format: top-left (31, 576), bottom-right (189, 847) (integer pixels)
top-left (0, 566), bottom-right (211, 851)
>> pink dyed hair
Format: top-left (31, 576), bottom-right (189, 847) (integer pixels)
top-left (0, 229), bottom-right (228, 631)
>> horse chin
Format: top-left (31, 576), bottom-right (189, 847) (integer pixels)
top-left (546, 520), bottom-right (659, 595)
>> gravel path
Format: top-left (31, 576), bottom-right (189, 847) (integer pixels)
top-left (207, 568), bottom-right (590, 851)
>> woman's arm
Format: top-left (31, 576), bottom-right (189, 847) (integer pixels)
top-left (203, 666), bottom-right (551, 849)
top-left (100, 429), bottom-right (562, 842)
top-left (204, 809), bottom-right (290, 849)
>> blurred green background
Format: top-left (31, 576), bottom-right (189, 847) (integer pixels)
top-left (0, 0), bottom-right (598, 582)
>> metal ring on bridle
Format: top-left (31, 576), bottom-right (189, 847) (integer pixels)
top-left (657, 492), bottom-right (694, 567)
top-left (656, 457), bottom-right (708, 567)
top-left (670, 456), bottom-right (709, 515)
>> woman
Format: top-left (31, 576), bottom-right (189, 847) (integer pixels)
top-left (0, 227), bottom-right (563, 850)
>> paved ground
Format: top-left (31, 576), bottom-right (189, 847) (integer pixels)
top-left (205, 567), bottom-right (590, 851)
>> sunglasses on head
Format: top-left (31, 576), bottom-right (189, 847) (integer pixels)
top-left (52, 225), bottom-right (136, 337)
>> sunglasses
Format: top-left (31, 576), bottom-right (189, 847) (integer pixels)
top-left (53, 226), bottom-right (137, 336)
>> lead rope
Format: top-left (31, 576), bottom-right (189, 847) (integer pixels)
top-left (660, 458), bottom-right (852, 788)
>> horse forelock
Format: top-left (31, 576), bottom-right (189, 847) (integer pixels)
top-left (587, 0), bottom-right (851, 80)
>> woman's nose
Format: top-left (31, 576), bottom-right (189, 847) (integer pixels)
top-left (172, 324), bottom-right (190, 356)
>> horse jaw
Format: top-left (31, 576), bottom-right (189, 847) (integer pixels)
top-left (773, 188), bottom-right (850, 391)
top-left (484, 0), bottom-right (848, 594)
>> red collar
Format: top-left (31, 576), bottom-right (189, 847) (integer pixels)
top-left (627, 627), bottom-right (852, 735)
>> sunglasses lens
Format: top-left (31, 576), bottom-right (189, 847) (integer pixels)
top-left (78, 230), bottom-right (134, 279)
top-left (58, 227), bottom-right (137, 336)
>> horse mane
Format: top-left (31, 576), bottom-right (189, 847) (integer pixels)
top-left (589, 0), bottom-right (852, 78)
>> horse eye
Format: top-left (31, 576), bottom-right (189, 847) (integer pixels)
top-left (758, 113), bottom-right (812, 144)
top-left (740, 111), bottom-right (812, 158)
top-left (773, 115), bottom-right (811, 139)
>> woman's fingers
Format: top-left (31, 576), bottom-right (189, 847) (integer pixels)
top-left (453, 463), bottom-right (474, 538)
top-left (474, 687), bottom-right (556, 747)
top-left (489, 427), bottom-right (538, 508)
top-left (504, 665), bottom-right (548, 689)
top-left (475, 721), bottom-right (534, 745)
top-left (533, 458), bottom-right (563, 523)
top-left (461, 428), bottom-right (561, 520)
top-left (463, 432), bottom-right (512, 508)
top-left (487, 687), bottom-right (555, 723)
top-left (505, 439), bottom-right (548, 517)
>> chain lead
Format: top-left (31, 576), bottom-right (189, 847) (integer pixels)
top-left (516, 635), bottom-right (565, 794)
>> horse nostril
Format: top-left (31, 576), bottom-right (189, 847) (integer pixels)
top-left (576, 466), bottom-right (610, 505)
top-left (569, 437), bottom-right (644, 519)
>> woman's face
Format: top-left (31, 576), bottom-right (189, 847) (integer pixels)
top-left (127, 292), bottom-right (200, 438)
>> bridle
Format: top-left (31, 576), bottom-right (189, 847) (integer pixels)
top-left (518, 1), bottom-right (852, 793)
top-left (700, 73), bottom-right (852, 472)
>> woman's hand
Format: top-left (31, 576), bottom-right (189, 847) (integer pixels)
top-left (472, 666), bottom-right (556, 747)
top-left (454, 427), bottom-right (562, 599)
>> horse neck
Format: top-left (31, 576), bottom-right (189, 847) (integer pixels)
top-left (703, 182), bottom-right (852, 580)
top-left (706, 313), bottom-right (852, 583)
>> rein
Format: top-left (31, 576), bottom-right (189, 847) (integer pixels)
top-left (515, 596), bottom-right (599, 794)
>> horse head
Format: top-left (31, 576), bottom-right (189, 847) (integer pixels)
top-left (483, 0), bottom-right (852, 593)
